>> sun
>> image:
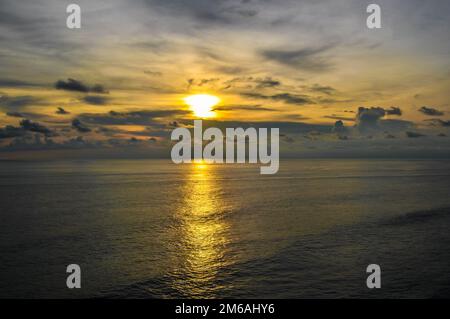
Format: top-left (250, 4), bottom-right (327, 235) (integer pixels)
top-left (184, 94), bottom-right (219, 118)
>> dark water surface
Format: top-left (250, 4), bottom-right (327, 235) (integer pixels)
top-left (1, 159), bottom-right (450, 298)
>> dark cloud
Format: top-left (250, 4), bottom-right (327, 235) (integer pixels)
top-left (90, 84), bottom-right (109, 94)
top-left (310, 84), bottom-right (336, 95)
top-left (5, 111), bottom-right (49, 121)
top-left (378, 119), bottom-right (413, 132)
top-left (3, 135), bottom-right (106, 152)
top-left (6, 112), bottom-right (24, 118)
top-left (0, 78), bottom-right (41, 88)
top-left (437, 120), bottom-right (450, 127)
top-left (419, 106), bottom-right (444, 116)
top-left (0, 125), bottom-right (24, 139)
top-left (355, 106), bottom-right (413, 133)
top-left (55, 79), bottom-right (109, 94)
top-left (406, 131), bottom-right (426, 138)
top-left (56, 107), bottom-right (70, 115)
top-left (146, 0), bottom-right (259, 25)
top-left (0, 95), bottom-right (40, 110)
top-left (385, 107), bottom-right (402, 116)
top-left (79, 110), bottom-right (190, 126)
top-left (356, 107), bottom-right (386, 131)
top-left (19, 119), bottom-right (52, 135)
top-left (83, 95), bottom-right (109, 105)
top-left (254, 77), bottom-right (281, 88)
top-left (426, 119), bottom-right (450, 127)
top-left (332, 120), bottom-right (347, 134)
top-left (72, 119), bottom-right (91, 133)
top-left (324, 115), bottom-right (355, 122)
top-left (55, 78), bottom-right (89, 92)
top-left (242, 92), bottom-right (313, 105)
top-left (260, 45), bottom-right (334, 71)
top-left (222, 76), bottom-right (281, 90)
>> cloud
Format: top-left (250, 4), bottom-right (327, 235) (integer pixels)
top-left (79, 110), bottom-right (190, 126)
top-left (356, 107), bottom-right (385, 129)
top-left (55, 78), bottom-right (89, 93)
top-left (310, 84), bottom-right (336, 95)
top-left (0, 125), bottom-right (24, 139)
top-left (72, 119), bottom-right (91, 133)
top-left (82, 95), bottom-right (109, 105)
top-left (378, 119), bottom-right (413, 132)
top-left (332, 120), bottom-right (347, 134)
top-left (145, 0), bottom-right (259, 25)
top-left (168, 121), bottom-right (179, 128)
top-left (426, 119), bottom-right (450, 127)
top-left (90, 84), bottom-right (109, 94)
top-left (0, 78), bottom-right (41, 88)
top-left (406, 131), bottom-right (426, 138)
top-left (214, 104), bottom-right (277, 112)
top-left (324, 115), bottom-right (355, 122)
top-left (56, 107), bottom-right (70, 115)
top-left (177, 119), bottom-right (332, 136)
top-left (254, 77), bottom-right (281, 88)
top-left (55, 79), bottom-right (109, 94)
top-left (19, 119), bottom-right (52, 136)
top-left (260, 45), bottom-right (334, 71)
top-left (187, 78), bottom-right (220, 89)
top-left (419, 106), bottom-right (444, 116)
top-left (242, 92), bottom-right (313, 105)
top-left (222, 76), bottom-right (281, 90)
top-left (6, 112), bottom-right (25, 118)
top-left (0, 95), bottom-right (40, 111)
top-left (385, 107), bottom-right (402, 116)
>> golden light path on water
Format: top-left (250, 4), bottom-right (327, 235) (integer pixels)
top-left (170, 161), bottom-right (233, 298)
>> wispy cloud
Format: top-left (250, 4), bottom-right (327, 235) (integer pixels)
top-left (419, 106), bottom-right (444, 116)
top-left (242, 92), bottom-right (314, 105)
top-left (260, 45), bottom-right (335, 71)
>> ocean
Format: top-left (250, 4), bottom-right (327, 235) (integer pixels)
top-left (1, 159), bottom-right (450, 298)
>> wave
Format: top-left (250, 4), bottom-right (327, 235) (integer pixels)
top-left (381, 207), bottom-right (450, 227)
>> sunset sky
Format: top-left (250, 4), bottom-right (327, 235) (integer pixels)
top-left (1, 0), bottom-right (449, 159)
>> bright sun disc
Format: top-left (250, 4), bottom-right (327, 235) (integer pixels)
top-left (184, 94), bottom-right (219, 118)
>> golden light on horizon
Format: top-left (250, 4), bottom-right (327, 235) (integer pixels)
top-left (184, 94), bottom-right (219, 118)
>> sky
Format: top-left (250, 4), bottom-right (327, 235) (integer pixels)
top-left (0, 0), bottom-right (449, 159)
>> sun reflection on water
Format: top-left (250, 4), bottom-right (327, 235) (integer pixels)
top-left (170, 162), bottom-right (232, 298)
